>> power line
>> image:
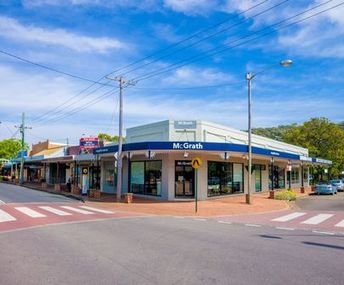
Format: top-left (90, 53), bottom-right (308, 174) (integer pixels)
top-left (106, 0), bottom-right (271, 77)
top-left (118, 0), bottom-right (290, 77)
top-left (0, 49), bottom-right (114, 87)
top-left (31, 1), bottom-right (342, 126)
top-left (28, 1), bottom-right (271, 124)
top-left (132, 0), bottom-right (340, 83)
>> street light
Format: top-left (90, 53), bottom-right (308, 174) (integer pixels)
top-left (245, 59), bottom-right (293, 205)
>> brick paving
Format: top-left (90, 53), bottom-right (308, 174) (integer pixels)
top-left (86, 192), bottom-right (301, 217)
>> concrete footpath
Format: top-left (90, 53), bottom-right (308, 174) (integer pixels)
top-left (86, 193), bottom-right (296, 217)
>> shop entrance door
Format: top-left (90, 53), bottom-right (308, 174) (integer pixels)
top-left (175, 161), bottom-right (195, 197)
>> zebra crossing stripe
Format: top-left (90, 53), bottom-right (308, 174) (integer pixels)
top-left (15, 207), bottom-right (46, 218)
top-left (0, 209), bottom-right (16, 222)
top-left (79, 206), bottom-right (113, 214)
top-left (272, 212), bottom-right (306, 222)
top-left (39, 206), bottom-right (72, 216)
top-left (301, 214), bottom-right (334, 225)
top-left (60, 206), bottom-right (94, 215)
top-left (335, 220), bottom-right (344, 228)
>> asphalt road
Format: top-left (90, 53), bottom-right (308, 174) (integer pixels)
top-left (0, 182), bottom-right (75, 203)
top-left (0, 216), bottom-right (343, 285)
top-left (295, 192), bottom-right (344, 211)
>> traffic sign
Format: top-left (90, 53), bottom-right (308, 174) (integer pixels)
top-left (192, 157), bottom-right (202, 169)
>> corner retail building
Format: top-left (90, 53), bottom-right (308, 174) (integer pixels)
top-left (94, 120), bottom-right (331, 200)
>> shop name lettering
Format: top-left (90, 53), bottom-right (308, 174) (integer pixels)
top-left (172, 142), bottom-right (203, 150)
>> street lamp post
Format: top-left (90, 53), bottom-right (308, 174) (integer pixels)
top-left (245, 59), bottom-right (293, 205)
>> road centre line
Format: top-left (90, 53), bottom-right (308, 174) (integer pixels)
top-left (245, 224), bottom-right (261, 227)
top-left (312, 230), bottom-right (335, 235)
top-left (218, 221), bottom-right (232, 225)
top-left (275, 227), bottom-right (295, 231)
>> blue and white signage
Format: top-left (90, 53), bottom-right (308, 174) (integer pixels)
top-left (174, 120), bottom-right (197, 129)
top-left (172, 142), bottom-right (203, 150)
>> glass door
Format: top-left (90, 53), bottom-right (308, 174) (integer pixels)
top-left (175, 161), bottom-right (195, 197)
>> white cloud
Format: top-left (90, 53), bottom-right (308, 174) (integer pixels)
top-left (162, 66), bottom-right (236, 86)
top-left (163, 0), bottom-right (221, 15)
top-left (0, 16), bottom-right (125, 53)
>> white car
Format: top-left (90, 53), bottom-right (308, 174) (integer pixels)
top-left (330, 179), bottom-right (344, 192)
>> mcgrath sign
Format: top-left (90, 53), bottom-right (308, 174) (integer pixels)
top-left (80, 137), bottom-right (99, 150)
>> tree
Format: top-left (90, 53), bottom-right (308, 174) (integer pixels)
top-left (253, 124), bottom-right (297, 141)
top-left (0, 139), bottom-right (28, 160)
top-left (98, 133), bottom-right (120, 143)
top-left (283, 118), bottom-right (344, 178)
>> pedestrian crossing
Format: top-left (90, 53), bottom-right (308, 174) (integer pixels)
top-left (272, 212), bottom-right (344, 228)
top-left (0, 205), bottom-right (114, 223)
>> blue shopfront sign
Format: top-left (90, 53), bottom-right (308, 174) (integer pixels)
top-left (94, 141), bottom-right (301, 160)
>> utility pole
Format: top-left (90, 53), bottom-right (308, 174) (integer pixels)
top-left (106, 76), bottom-right (136, 202)
top-left (15, 113), bottom-right (31, 184)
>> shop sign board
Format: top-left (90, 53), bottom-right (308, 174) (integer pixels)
top-left (80, 137), bottom-right (99, 150)
top-left (174, 120), bottom-right (196, 129)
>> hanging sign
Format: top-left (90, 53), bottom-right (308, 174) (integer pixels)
top-left (191, 157), bottom-right (202, 169)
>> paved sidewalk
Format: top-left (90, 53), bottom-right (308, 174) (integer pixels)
top-left (86, 192), bottom-right (293, 217)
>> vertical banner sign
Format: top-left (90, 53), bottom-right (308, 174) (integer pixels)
top-left (192, 157), bottom-right (202, 213)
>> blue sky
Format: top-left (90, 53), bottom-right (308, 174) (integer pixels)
top-left (0, 0), bottom-right (344, 145)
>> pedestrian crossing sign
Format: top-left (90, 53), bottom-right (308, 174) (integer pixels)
top-left (191, 157), bottom-right (202, 169)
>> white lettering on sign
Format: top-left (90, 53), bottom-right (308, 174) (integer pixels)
top-left (270, 151), bottom-right (280, 156)
top-left (172, 142), bottom-right (203, 150)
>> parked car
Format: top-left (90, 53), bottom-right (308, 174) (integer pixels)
top-left (330, 179), bottom-right (344, 192)
top-left (315, 183), bottom-right (337, 195)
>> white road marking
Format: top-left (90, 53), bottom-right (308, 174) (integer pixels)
top-left (301, 214), bottom-right (334, 225)
top-left (312, 230), bottom-right (335, 235)
top-left (275, 227), bottom-right (295, 231)
top-left (334, 220), bottom-right (344, 228)
top-left (0, 209), bottom-right (16, 222)
top-left (245, 224), bottom-right (261, 227)
top-left (218, 221), bottom-right (232, 225)
top-left (39, 206), bottom-right (72, 216)
top-left (60, 206), bottom-right (94, 215)
top-left (15, 207), bottom-right (46, 218)
top-left (194, 218), bottom-right (207, 221)
top-left (173, 216), bottom-right (185, 219)
top-left (79, 206), bottom-right (113, 214)
top-left (0, 200), bottom-right (6, 205)
top-left (272, 212), bottom-right (306, 222)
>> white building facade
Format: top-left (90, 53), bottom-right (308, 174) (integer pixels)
top-left (94, 120), bottom-right (330, 200)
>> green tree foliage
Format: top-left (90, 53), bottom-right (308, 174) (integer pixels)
top-left (98, 133), bottom-right (120, 143)
top-left (283, 118), bottom-right (344, 177)
top-left (253, 124), bottom-right (297, 141)
top-left (0, 139), bottom-right (28, 159)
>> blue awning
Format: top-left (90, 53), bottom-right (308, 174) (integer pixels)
top-left (94, 141), bottom-right (302, 160)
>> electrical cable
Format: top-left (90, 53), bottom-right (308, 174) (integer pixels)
top-left (132, 0), bottom-right (340, 83)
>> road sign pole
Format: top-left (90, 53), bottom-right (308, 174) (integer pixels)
top-left (195, 168), bottom-right (198, 213)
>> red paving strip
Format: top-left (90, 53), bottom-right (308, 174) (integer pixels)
top-left (217, 210), bottom-right (344, 233)
top-left (0, 203), bottom-right (146, 233)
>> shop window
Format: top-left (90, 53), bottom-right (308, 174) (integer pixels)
top-left (207, 162), bottom-right (243, 197)
top-left (130, 161), bottom-right (162, 196)
top-left (291, 168), bottom-right (300, 184)
top-left (303, 167), bottom-right (309, 182)
top-left (269, 165), bottom-right (285, 189)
